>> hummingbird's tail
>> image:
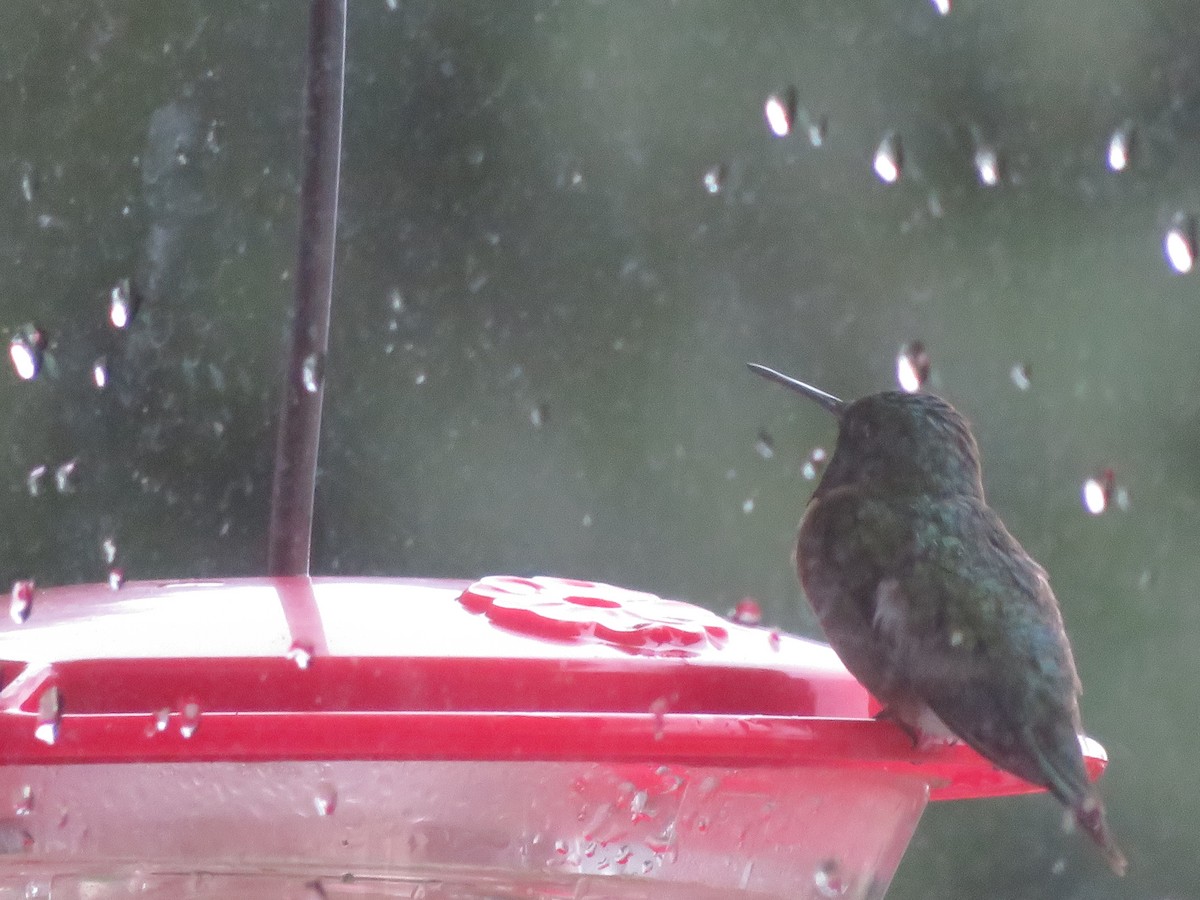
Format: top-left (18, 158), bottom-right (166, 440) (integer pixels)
top-left (1073, 793), bottom-right (1128, 877)
top-left (1030, 730), bottom-right (1128, 876)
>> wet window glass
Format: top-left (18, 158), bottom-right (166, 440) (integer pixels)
top-left (0, 2), bottom-right (1186, 896)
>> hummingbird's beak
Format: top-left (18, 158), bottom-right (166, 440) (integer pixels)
top-left (747, 363), bottom-right (845, 417)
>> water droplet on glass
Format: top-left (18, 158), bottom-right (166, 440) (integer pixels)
top-left (9, 326), bottom-right (44, 382)
top-left (26, 465), bottom-right (46, 497)
top-left (802, 447), bottom-right (827, 481)
top-left (741, 496), bottom-right (755, 514)
top-left (1010, 363), bottom-right (1032, 391)
top-left (1082, 469), bottom-right (1115, 515)
top-left (896, 341), bottom-right (930, 392)
top-left (301, 352), bottom-right (323, 394)
top-left (730, 598), bottom-right (762, 626)
top-left (107, 567), bottom-right (124, 591)
top-left (314, 782), bottom-right (337, 816)
top-left (10, 580), bottom-right (34, 624)
top-left (288, 642), bottom-right (314, 670)
top-left (54, 459), bottom-right (77, 494)
top-left (92, 357), bottom-right (108, 389)
top-left (385, 0), bottom-right (398, 10)
top-left (1164, 215), bottom-right (1195, 274)
top-left (764, 89), bottom-right (797, 138)
top-left (803, 111), bottom-right (828, 148)
top-left (768, 629), bottom-right (782, 651)
top-left (630, 790), bottom-right (648, 818)
top-left (974, 145), bottom-right (1001, 187)
top-left (1050, 857), bottom-right (1066, 875)
top-left (108, 278), bottom-right (135, 329)
top-left (813, 858), bottom-right (848, 897)
top-left (530, 402), bottom-right (548, 428)
top-left (755, 429), bottom-right (775, 459)
top-left (414, 370), bottom-right (427, 386)
top-left (153, 707), bottom-right (171, 733)
top-left (101, 536), bottom-right (117, 565)
top-left (649, 696), bottom-right (669, 739)
top-left (19, 166), bottom-right (34, 204)
top-left (931, 0), bottom-right (951, 15)
top-left (702, 164), bottom-right (725, 195)
top-left (1107, 125), bottom-right (1133, 172)
top-left (13, 786), bottom-right (33, 817)
top-left (873, 132), bottom-right (902, 184)
top-left (35, 687), bottom-right (61, 746)
top-left (179, 701), bottom-right (201, 739)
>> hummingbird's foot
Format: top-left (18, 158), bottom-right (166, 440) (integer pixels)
top-left (874, 706), bottom-right (960, 751)
top-left (873, 707), bottom-right (921, 747)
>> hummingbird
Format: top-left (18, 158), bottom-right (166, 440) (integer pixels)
top-left (748, 362), bottom-right (1127, 876)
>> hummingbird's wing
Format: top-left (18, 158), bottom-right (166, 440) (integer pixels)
top-left (886, 495), bottom-right (1084, 771)
top-left (801, 486), bottom-right (1085, 795)
top-left (876, 495), bottom-right (1127, 875)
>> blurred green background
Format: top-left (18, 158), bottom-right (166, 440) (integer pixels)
top-left (0, 1), bottom-right (1196, 896)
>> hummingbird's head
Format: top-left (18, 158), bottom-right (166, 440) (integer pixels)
top-left (748, 363), bottom-right (984, 498)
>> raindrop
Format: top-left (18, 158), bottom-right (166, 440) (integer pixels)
top-left (754, 430), bottom-right (775, 459)
top-left (1051, 857), bottom-right (1066, 876)
top-left (389, 287), bottom-right (405, 313)
top-left (630, 790), bottom-right (648, 817)
top-left (301, 352), bottom-right (323, 394)
top-left (802, 447), bottom-right (828, 481)
top-left (92, 357), bottom-right (108, 389)
top-left (530, 402), bottom-right (548, 428)
top-left (974, 145), bottom-right (1001, 187)
top-left (1010, 363), bottom-right (1031, 391)
top-left (741, 496), bottom-right (755, 514)
top-left (702, 164), bottom-right (725, 195)
top-left (1164, 215), bottom-right (1195, 274)
top-left (13, 786), bottom-right (33, 817)
top-left (730, 598), bottom-right (762, 626)
top-left (26, 465), bottom-right (46, 497)
top-left (1082, 469), bottom-right (1115, 516)
top-left (768, 629), bottom-right (782, 651)
top-left (152, 708), bottom-right (171, 734)
top-left (107, 568), bottom-right (124, 591)
top-left (9, 580), bottom-right (34, 624)
top-left (414, 370), bottom-right (427, 386)
top-left (288, 642), bottom-right (314, 670)
top-left (101, 536), bottom-right (117, 565)
top-left (803, 111), bottom-right (828, 148)
top-left (54, 459), bottom-right (78, 494)
top-left (1106, 125), bottom-right (1133, 172)
top-left (764, 89), bottom-right (797, 138)
top-left (895, 341), bottom-right (931, 393)
top-left (813, 858), bottom-right (848, 897)
top-left (873, 132), bottom-right (902, 184)
top-left (931, 0), bottom-right (951, 14)
top-left (314, 782), bottom-right (337, 816)
top-left (179, 701), bottom-right (201, 739)
top-left (385, 0), bottom-right (398, 10)
top-left (108, 278), bottom-right (136, 329)
top-left (649, 696), bottom-right (669, 739)
top-left (34, 687), bottom-right (61, 746)
top-left (19, 165), bottom-right (34, 203)
top-left (9, 325), bottom-right (44, 382)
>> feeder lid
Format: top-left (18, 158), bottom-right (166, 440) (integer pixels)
top-left (0, 575), bottom-right (1106, 801)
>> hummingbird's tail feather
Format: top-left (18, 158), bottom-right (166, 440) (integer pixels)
top-left (1029, 729), bottom-right (1128, 876)
top-left (1074, 794), bottom-right (1128, 877)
